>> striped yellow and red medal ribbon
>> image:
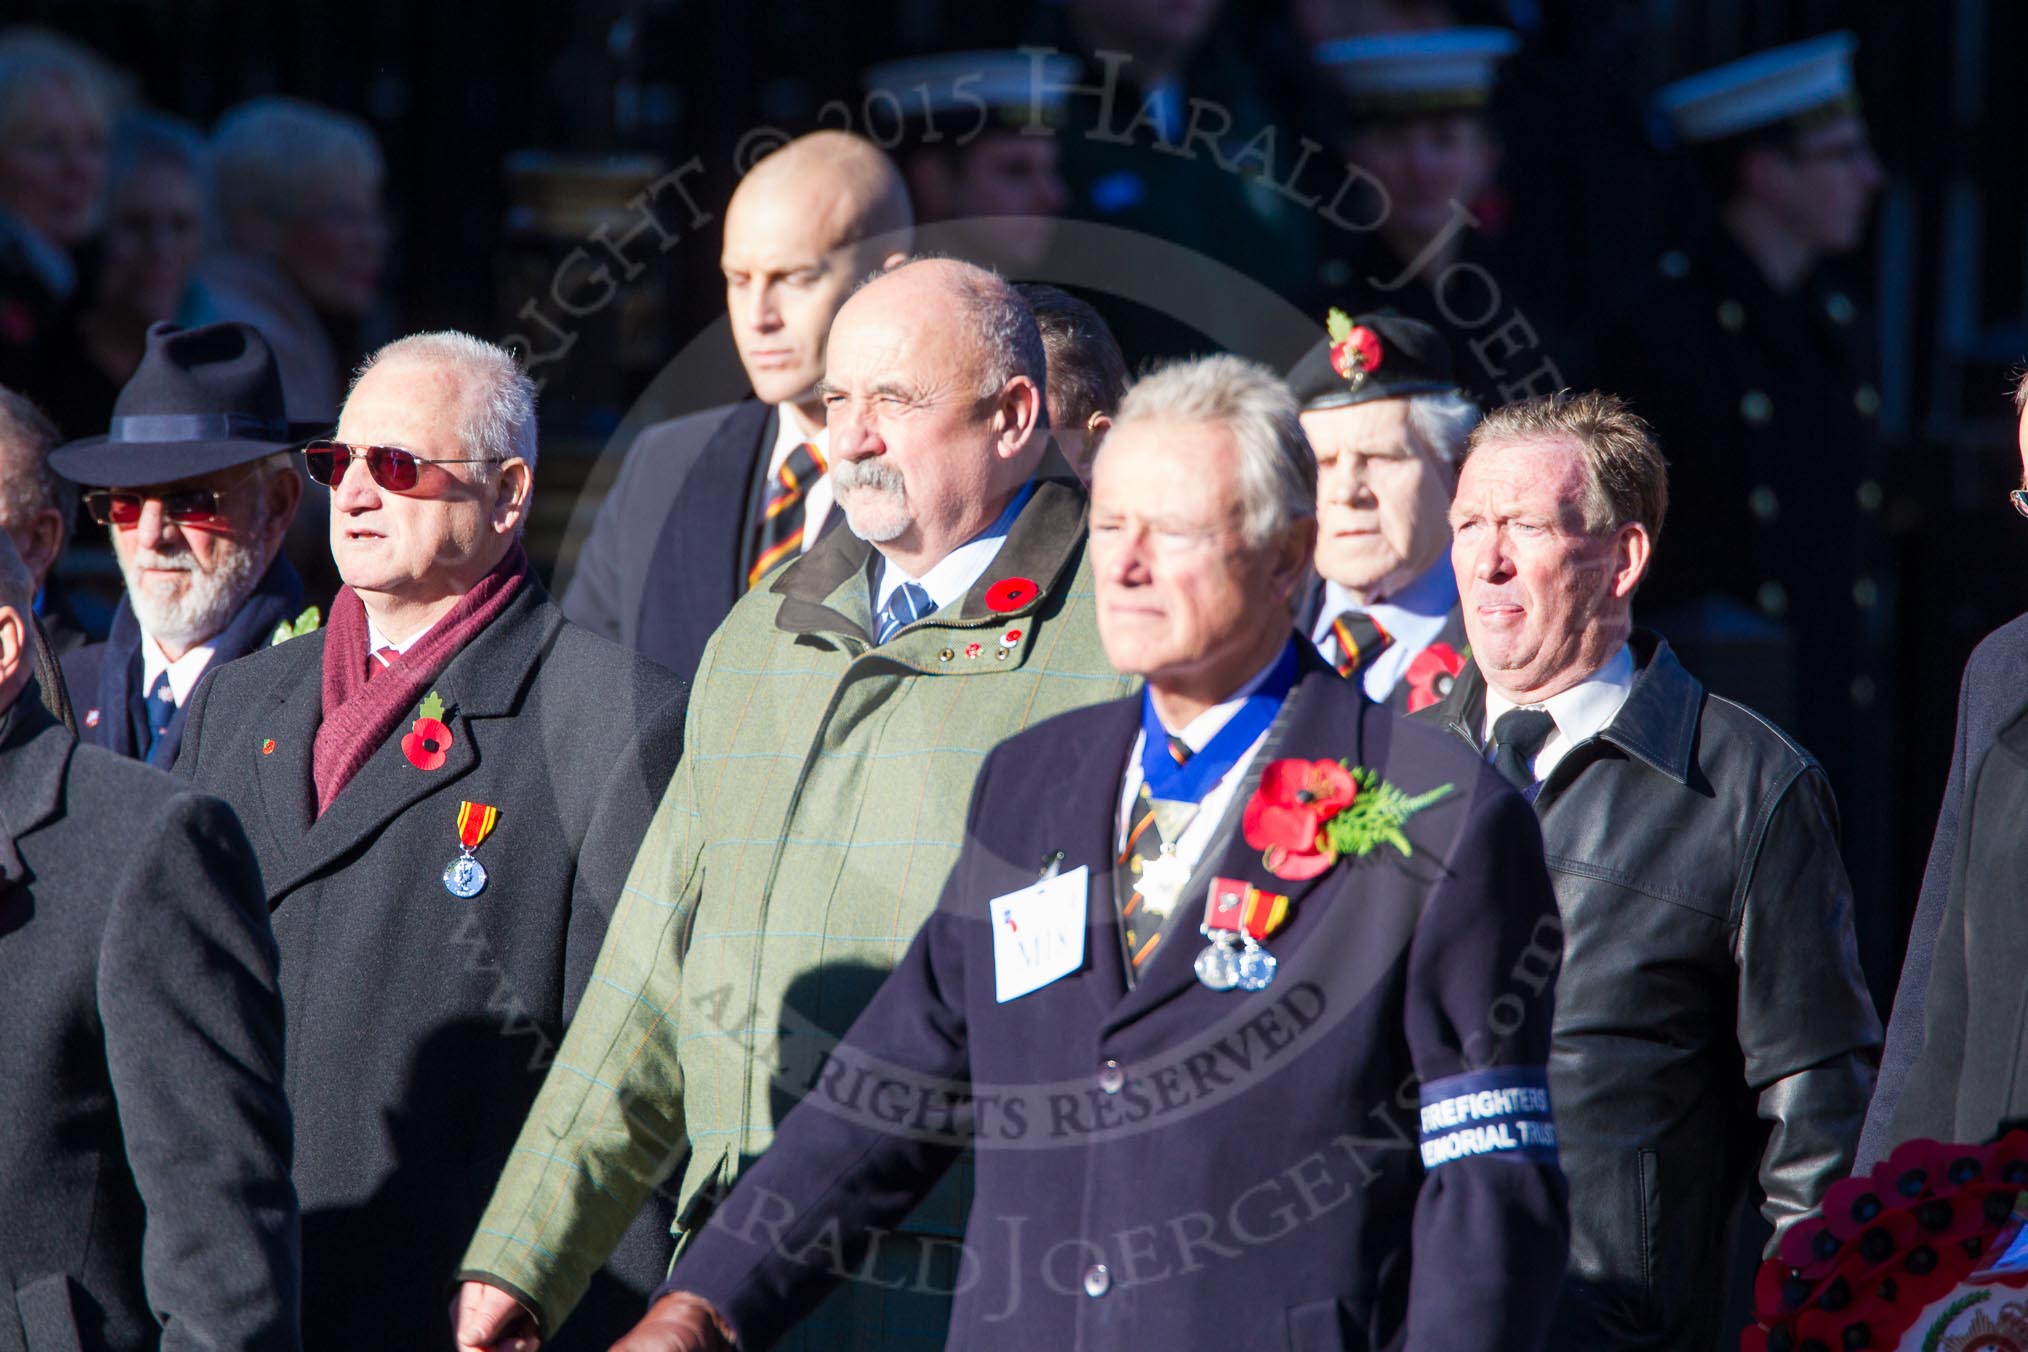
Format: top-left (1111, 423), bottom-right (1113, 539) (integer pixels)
top-left (456, 800), bottom-right (499, 852)
top-left (1203, 876), bottom-right (1290, 940)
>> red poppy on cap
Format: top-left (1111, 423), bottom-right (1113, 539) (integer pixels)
top-left (985, 577), bottom-right (1038, 612)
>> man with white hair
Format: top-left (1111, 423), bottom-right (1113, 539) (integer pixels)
top-left (176, 329), bottom-right (686, 1351)
top-left (1289, 310), bottom-right (1477, 712)
top-left (454, 257), bottom-right (1130, 1352)
top-left (602, 354), bottom-right (1568, 1352)
top-left (54, 321), bottom-right (308, 768)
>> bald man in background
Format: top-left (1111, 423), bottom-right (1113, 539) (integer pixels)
top-left (561, 130), bottom-right (912, 683)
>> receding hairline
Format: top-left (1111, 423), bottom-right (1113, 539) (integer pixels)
top-left (729, 130), bottom-right (913, 252)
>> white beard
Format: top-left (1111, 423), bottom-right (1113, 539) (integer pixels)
top-left (121, 535), bottom-right (266, 651)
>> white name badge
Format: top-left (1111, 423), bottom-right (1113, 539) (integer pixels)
top-left (991, 866), bottom-right (1090, 1004)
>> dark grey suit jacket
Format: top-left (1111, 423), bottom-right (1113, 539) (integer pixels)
top-left (559, 400), bottom-right (774, 679)
top-left (0, 695), bottom-right (299, 1352)
top-left (1858, 611), bottom-right (2028, 1165)
top-left (176, 586), bottom-right (685, 1352)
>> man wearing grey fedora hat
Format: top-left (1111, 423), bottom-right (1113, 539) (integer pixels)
top-left (53, 320), bottom-right (311, 769)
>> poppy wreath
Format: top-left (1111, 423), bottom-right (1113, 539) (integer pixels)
top-left (1743, 1129), bottom-right (2028, 1352)
top-left (1403, 643), bottom-right (1468, 714)
top-left (1241, 757), bottom-right (1453, 881)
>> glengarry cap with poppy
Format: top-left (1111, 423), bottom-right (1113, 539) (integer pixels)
top-left (1285, 309), bottom-right (1465, 412)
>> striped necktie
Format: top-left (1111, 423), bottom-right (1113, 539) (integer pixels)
top-left (748, 441), bottom-right (827, 589)
top-left (874, 580), bottom-right (933, 645)
top-left (1331, 610), bottom-right (1393, 680)
top-left (367, 645), bottom-right (400, 681)
top-left (1116, 735), bottom-right (1195, 980)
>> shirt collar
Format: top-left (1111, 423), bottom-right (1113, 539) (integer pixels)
top-left (140, 633), bottom-right (219, 707)
top-left (367, 613), bottom-right (436, 658)
top-left (1482, 643), bottom-right (1636, 747)
top-left (875, 480), bottom-right (1036, 617)
top-left (1313, 558), bottom-right (1458, 638)
top-left (769, 408), bottom-right (828, 469)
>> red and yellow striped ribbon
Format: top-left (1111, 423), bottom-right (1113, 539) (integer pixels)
top-left (456, 800), bottom-right (500, 850)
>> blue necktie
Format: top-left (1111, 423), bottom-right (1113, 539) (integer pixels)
top-left (874, 581), bottom-right (933, 645)
top-left (143, 671), bottom-right (176, 760)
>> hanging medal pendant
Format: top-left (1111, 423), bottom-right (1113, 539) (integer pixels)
top-left (443, 848), bottom-right (488, 898)
top-left (1194, 931), bottom-right (1242, 991)
top-left (1236, 936), bottom-right (1278, 991)
top-left (1136, 845), bottom-right (1191, 920)
top-left (445, 799), bottom-right (501, 899)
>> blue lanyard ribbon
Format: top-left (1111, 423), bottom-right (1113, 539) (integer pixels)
top-left (1138, 641), bottom-right (1299, 804)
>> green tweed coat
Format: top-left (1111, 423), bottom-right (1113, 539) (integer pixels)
top-left (459, 479), bottom-right (1132, 1346)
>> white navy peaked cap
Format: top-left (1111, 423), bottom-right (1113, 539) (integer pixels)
top-left (1656, 31), bottom-right (1861, 143)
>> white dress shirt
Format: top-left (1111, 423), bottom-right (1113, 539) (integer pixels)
top-left (765, 411), bottom-right (832, 553)
top-left (1481, 643), bottom-right (1636, 784)
top-left (1113, 647), bottom-right (1287, 872)
top-left (1310, 559), bottom-right (1460, 703)
top-left (140, 636), bottom-right (218, 707)
top-left (366, 614), bottom-right (436, 668)
top-left (873, 482), bottom-right (1033, 619)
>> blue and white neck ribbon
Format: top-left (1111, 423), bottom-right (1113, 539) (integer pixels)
top-left (1138, 640), bottom-right (1299, 805)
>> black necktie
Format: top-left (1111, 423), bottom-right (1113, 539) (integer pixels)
top-left (1488, 708), bottom-right (1556, 790)
top-left (1330, 610), bottom-right (1393, 680)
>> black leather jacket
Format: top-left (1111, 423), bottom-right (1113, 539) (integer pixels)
top-left (1424, 632), bottom-right (1880, 1350)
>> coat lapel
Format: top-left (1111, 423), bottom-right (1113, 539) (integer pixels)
top-left (248, 637), bottom-right (327, 850)
top-left (1101, 658), bottom-right (1358, 1036)
top-left (265, 589), bottom-right (556, 899)
top-left (0, 701), bottom-right (72, 890)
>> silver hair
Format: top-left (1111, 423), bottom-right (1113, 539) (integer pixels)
top-left (1112, 355), bottom-right (1317, 547)
top-left (210, 96), bottom-right (381, 249)
top-left (352, 331), bottom-right (538, 477)
top-left (0, 387), bottom-right (71, 539)
top-left (1403, 390), bottom-right (1481, 467)
top-left (0, 28), bottom-right (115, 149)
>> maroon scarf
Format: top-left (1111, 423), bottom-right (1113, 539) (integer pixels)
top-left (312, 542), bottom-right (530, 815)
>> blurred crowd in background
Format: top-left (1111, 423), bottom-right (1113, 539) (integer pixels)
top-left (2, 0), bottom-right (2025, 1014)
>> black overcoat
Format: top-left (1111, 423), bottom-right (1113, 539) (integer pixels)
top-left (0, 696), bottom-right (298, 1351)
top-left (176, 584), bottom-right (685, 1351)
top-left (668, 654), bottom-right (1570, 1352)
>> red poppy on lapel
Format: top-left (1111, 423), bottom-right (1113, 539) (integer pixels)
top-left (402, 717), bottom-right (451, 771)
top-left (985, 577), bottom-right (1038, 612)
top-left (1242, 759), bottom-right (1356, 881)
top-left (261, 739), bottom-right (276, 756)
top-left (1403, 643), bottom-right (1467, 713)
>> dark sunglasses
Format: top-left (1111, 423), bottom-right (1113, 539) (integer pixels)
top-left (84, 467), bottom-right (259, 528)
top-left (302, 440), bottom-right (495, 491)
